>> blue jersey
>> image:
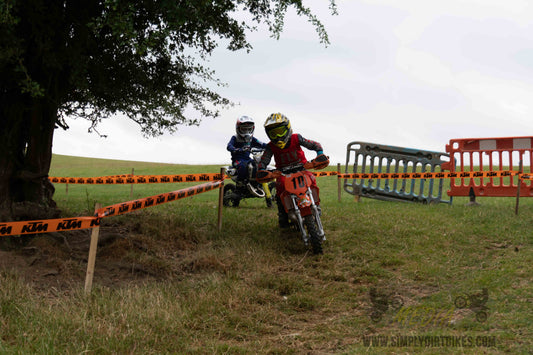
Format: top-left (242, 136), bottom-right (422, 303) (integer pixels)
top-left (227, 135), bottom-right (266, 163)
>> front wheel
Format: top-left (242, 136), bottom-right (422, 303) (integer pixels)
top-left (454, 295), bottom-right (469, 309)
top-left (223, 184), bottom-right (240, 207)
top-left (475, 311), bottom-right (488, 323)
top-left (391, 296), bottom-right (403, 310)
top-left (304, 215), bottom-right (323, 254)
top-left (370, 310), bottom-right (383, 323)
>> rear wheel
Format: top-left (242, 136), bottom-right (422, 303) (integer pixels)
top-left (223, 184), bottom-right (240, 207)
top-left (304, 215), bottom-right (323, 254)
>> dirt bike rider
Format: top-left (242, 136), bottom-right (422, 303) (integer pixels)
top-left (258, 113), bottom-right (327, 227)
top-left (227, 116), bottom-right (267, 196)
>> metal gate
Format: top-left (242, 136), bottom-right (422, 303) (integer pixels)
top-left (344, 142), bottom-right (451, 204)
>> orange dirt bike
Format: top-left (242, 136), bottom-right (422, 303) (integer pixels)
top-left (257, 154), bottom-right (329, 254)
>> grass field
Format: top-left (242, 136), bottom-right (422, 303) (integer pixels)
top-left (0, 154), bottom-right (531, 354)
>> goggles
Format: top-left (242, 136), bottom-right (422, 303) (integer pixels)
top-left (238, 124), bottom-right (254, 135)
top-left (267, 125), bottom-right (288, 140)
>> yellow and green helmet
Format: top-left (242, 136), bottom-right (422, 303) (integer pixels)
top-left (264, 113), bottom-right (292, 149)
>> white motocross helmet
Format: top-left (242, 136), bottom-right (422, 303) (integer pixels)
top-left (236, 115), bottom-right (255, 142)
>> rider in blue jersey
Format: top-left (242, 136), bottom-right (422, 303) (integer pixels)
top-left (227, 116), bottom-right (267, 188)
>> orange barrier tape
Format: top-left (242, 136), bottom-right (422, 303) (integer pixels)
top-left (519, 174), bottom-right (533, 180)
top-left (312, 171), bottom-right (339, 177)
top-left (260, 170), bottom-right (519, 179)
top-left (49, 173), bottom-right (224, 184)
top-left (1, 181), bottom-right (223, 237)
top-left (49, 169), bottom-right (523, 184)
top-left (0, 217), bottom-right (100, 237)
top-left (95, 181), bottom-right (222, 218)
top-left (100, 174), bottom-right (133, 179)
top-left (337, 170), bottom-right (518, 180)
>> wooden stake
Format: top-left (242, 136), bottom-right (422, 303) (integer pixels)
top-left (337, 163), bottom-right (342, 202)
top-left (84, 203), bottom-right (102, 294)
top-left (217, 167), bottom-right (225, 232)
top-left (354, 185), bottom-right (361, 202)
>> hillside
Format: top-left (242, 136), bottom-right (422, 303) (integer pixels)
top-left (0, 154), bottom-right (531, 354)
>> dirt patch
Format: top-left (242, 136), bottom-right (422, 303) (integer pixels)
top-left (0, 222), bottom-right (169, 292)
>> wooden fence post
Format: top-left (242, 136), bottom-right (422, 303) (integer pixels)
top-left (84, 203), bottom-right (102, 294)
top-left (218, 167), bottom-right (225, 232)
top-left (337, 163), bottom-right (342, 202)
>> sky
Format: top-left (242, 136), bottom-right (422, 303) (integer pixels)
top-left (52, 0), bottom-right (533, 166)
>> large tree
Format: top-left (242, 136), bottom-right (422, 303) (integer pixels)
top-left (0, 0), bottom-right (336, 221)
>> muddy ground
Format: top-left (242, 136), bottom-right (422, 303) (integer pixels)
top-left (0, 223), bottom-right (164, 292)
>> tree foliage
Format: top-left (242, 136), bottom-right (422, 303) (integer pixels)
top-left (0, 0), bottom-right (336, 220)
top-left (1, 0), bottom-right (336, 136)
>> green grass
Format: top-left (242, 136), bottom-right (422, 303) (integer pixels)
top-left (0, 154), bottom-right (531, 354)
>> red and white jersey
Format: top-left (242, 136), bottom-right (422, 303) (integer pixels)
top-left (259, 134), bottom-right (323, 170)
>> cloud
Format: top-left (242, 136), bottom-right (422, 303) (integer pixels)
top-left (53, 0), bottom-right (533, 167)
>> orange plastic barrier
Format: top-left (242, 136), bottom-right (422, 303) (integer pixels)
top-left (441, 137), bottom-right (533, 197)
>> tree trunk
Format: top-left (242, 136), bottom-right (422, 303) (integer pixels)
top-left (0, 93), bottom-right (60, 222)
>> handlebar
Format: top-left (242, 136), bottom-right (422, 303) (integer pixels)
top-left (237, 146), bottom-right (264, 154)
top-left (256, 154), bottom-right (329, 183)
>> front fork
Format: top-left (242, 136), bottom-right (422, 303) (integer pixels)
top-left (290, 195), bottom-right (308, 245)
top-left (289, 187), bottom-right (326, 245)
top-left (308, 188), bottom-right (326, 240)
top-left (263, 182), bottom-right (272, 200)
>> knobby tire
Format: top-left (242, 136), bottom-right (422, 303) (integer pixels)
top-left (223, 184), bottom-right (240, 207)
top-left (304, 215), bottom-right (323, 254)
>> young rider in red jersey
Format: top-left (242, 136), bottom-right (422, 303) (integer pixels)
top-left (258, 113), bottom-right (327, 227)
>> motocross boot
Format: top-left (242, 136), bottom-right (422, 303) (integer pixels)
top-left (276, 195), bottom-right (290, 228)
